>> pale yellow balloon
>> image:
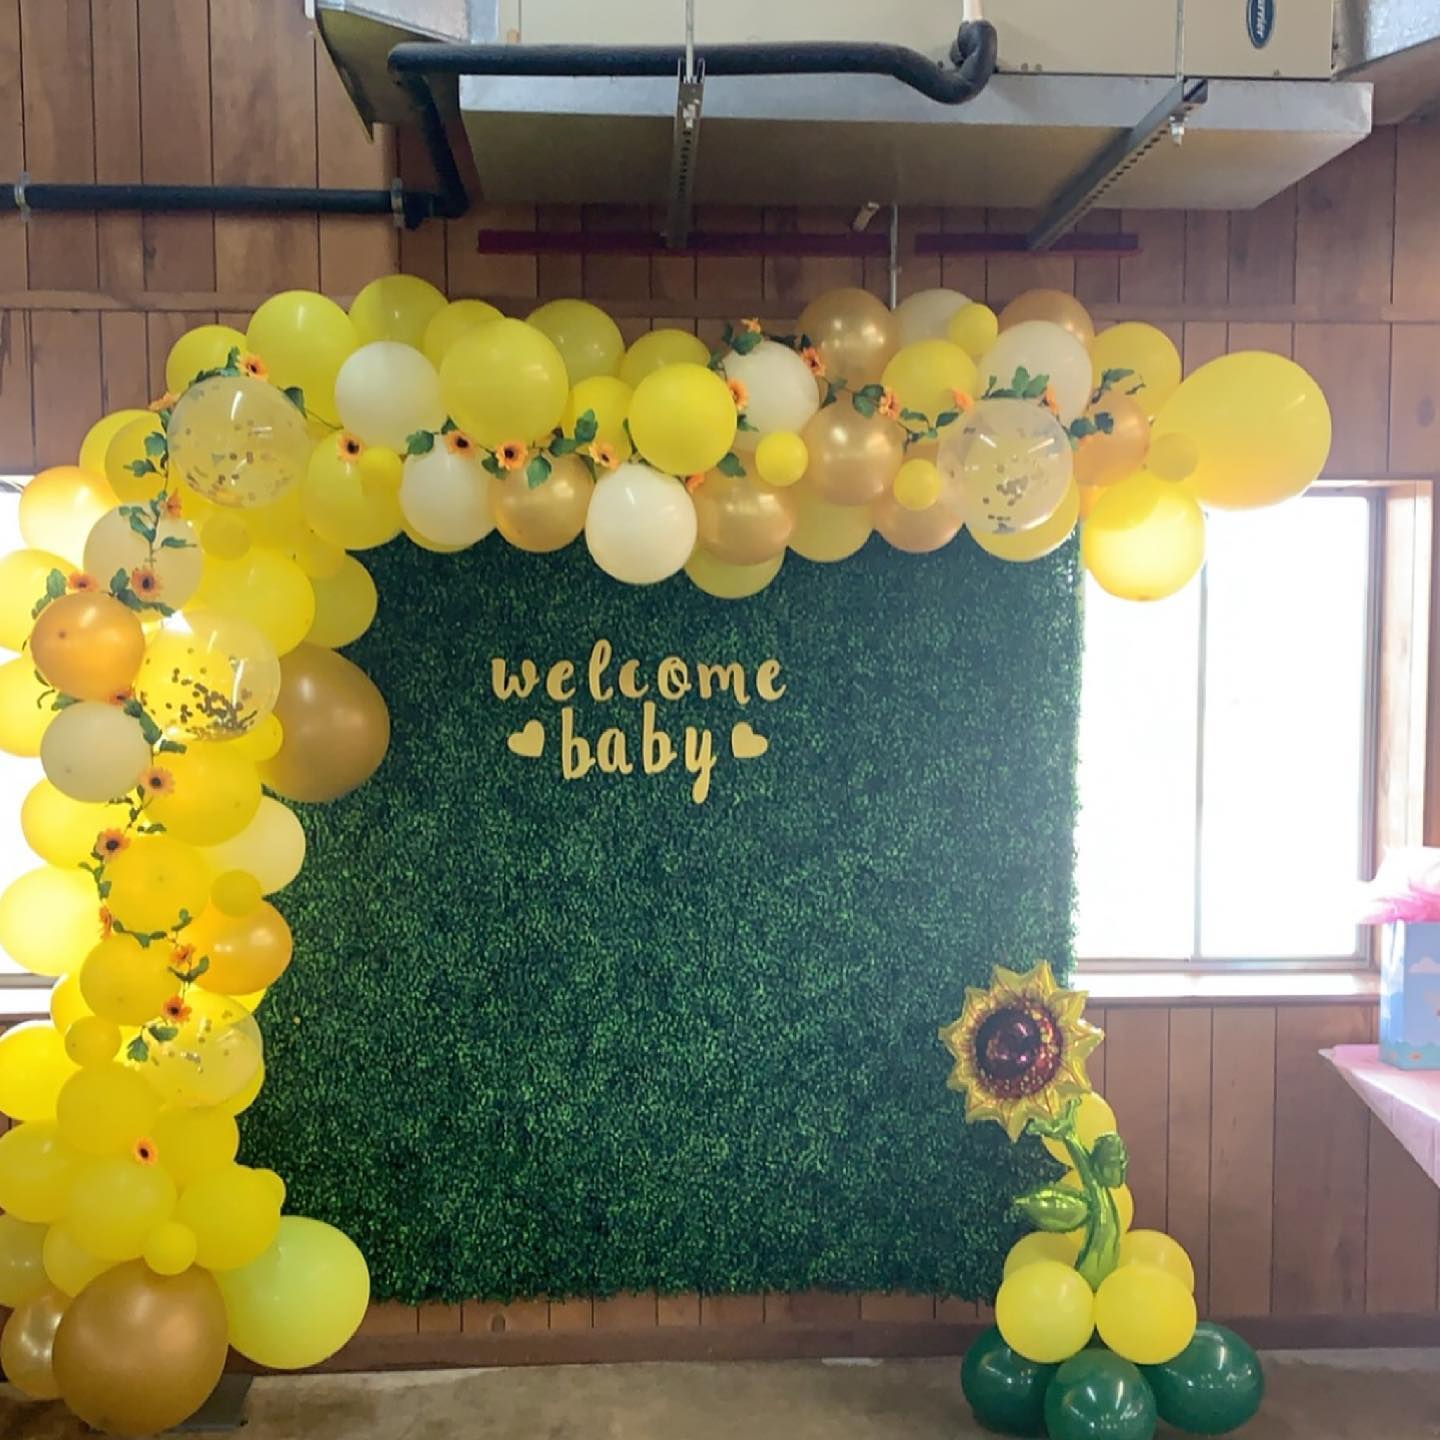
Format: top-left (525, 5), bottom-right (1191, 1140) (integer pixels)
top-left (83, 509), bottom-right (204, 611)
top-left (79, 410), bottom-right (149, 477)
top-left (422, 299), bottom-right (502, 367)
top-left (1042, 1093), bottom-right (1118, 1163)
top-left (971, 480), bottom-right (1079, 563)
top-left (528, 298), bottom-right (624, 383)
top-left (0, 1023), bottom-right (77, 1122)
top-left (0, 547), bottom-right (69, 651)
top-left (1003, 1229), bottom-right (1082, 1276)
top-left (349, 274), bottom-right (447, 348)
top-left (1082, 471), bottom-right (1207, 601)
top-left (40, 700), bottom-right (151, 802)
top-left (64, 1156), bottom-right (177, 1262)
top-left (894, 288), bottom-right (972, 348)
top-left (202, 796), bottom-right (306, 895)
top-left (0, 866), bottom-right (101, 978)
top-left (306, 556), bottom-right (378, 649)
top-left (1090, 323), bottom-right (1182, 421)
top-left (619, 328), bottom-right (710, 389)
top-left (788, 485), bottom-right (873, 563)
top-left (20, 468), bottom-right (119, 566)
top-left (21, 781), bottom-right (130, 868)
top-left (50, 974), bottom-right (93, 1033)
top-left (947, 302), bottom-right (1000, 361)
top-left (333, 341), bottom-right (445, 452)
top-left (165, 324), bottom-right (247, 394)
top-left (194, 546), bottom-right (316, 656)
top-left (239, 488), bottom-right (308, 548)
top-left (685, 547), bottom-right (783, 600)
top-left (103, 414), bottom-right (169, 503)
top-left (0, 655), bottom-right (54, 757)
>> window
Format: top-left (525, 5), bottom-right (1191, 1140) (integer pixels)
top-left (1075, 490), bottom-right (1378, 966)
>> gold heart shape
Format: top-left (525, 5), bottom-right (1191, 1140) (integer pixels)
top-left (507, 719), bottom-right (545, 759)
top-left (731, 721), bottom-right (769, 760)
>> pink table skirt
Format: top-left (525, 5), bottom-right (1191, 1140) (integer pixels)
top-left (1324, 1044), bottom-right (1440, 1188)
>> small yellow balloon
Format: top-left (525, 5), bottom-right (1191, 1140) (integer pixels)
top-left (1119, 1230), bottom-right (1196, 1292)
top-left (165, 324), bottom-right (247, 394)
top-left (306, 556), bottom-right (378, 648)
top-left (0, 1024), bottom-right (76, 1122)
top-left (0, 655), bottom-right (56, 757)
top-left (1082, 472), bottom-right (1207, 602)
top-left (1090, 323), bottom-right (1182, 421)
top-left (229, 712), bottom-right (285, 764)
top-left (971, 480), bottom-right (1079, 563)
top-left (882, 340), bottom-right (978, 422)
top-left (349, 274), bottom-right (447, 348)
top-left (302, 434), bottom-right (404, 550)
top-left (995, 1259), bottom-right (1095, 1364)
top-left (200, 512), bottom-right (251, 561)
top-left (756, 431), bottom-right (808, 488)
top-left (947, 301), bottom-right (1000, 361)
top-left (103, 414), bottom-right (169, 503)
top-left (20, 467), bottom-right (119, 565)
top-left (145, 741), bottom-right (262, 846)
top-left (684, 547), bottom-right (784, 600)
top-left (212, 869), bottom-right (264, 918)
top-left (1146, 431), bottom-right (1201, 483)
top-left (80, 936), bottom-right (177, 1027)
top-left (619, 328), bottom-right (710, 389)
top-left (151, 1106), bottom-right (240, 1188)
top-left (64, 1155), bottom-right (177, 1262)
top-left (104, 834), bottom-right (211, 934)
top-left (43, 1224), bottom-right (111, 1296)
top-left (1042, 1093), bottom-right (1118, 1163)
top-left (788, 485), bottom-right (872, 563)
top-left (561, 375), bottom-right (634, 461)
top-left (80, 409), bottom-right (148, 477)
top-left (893, 457), bottom-right (943, 512)
top-left (63, 1016), bottom-right (122, 1069)
top-left (142, 1219), bottom-right (198, 1276)
top-left (1003, 1230), bottom-right (1083, 1276)
top-left (194, 546), bottom-right (316, 655)
top-left (627, 363), bottom-right (738, 478)
top-left (440, 318), bottom-right (570, 447)
top-left (0, 866), bottom-right (100, 977)
top-left (1094, 1262), bottom-right (1197, 1365)
top-left (50, 974), bottom-right (93, 1033)
top-left (0, 547), bottom-right (69, 651)
top-left (174, 1163), bottom-right (281, 1270)
top-left (57, 1063), bottom-right (160, 1157)
top-left (422, 298), bottom-right (502, 367)
top-left (528, 299), bottom-right (625, 383)
top-left (245, 290), bottom-right (358, 428)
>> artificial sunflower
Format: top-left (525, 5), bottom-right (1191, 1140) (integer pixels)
top-left (877, 388), bottom-right (902, 421)
top-left (338, 433), bottom-right (365, 462)
top-left (129, 567), bottom-right (162, 599)
top-left (161, 492), bottom-right (184, 519)
top-left (147, 390), bottom-right (178, 414)
top-left (443, 430), bottom-right (476, 458)
top-left (132, 1137), bottom-right (158, 1166)
top-left (137, 765), bottom-right (175, 798)
top-left (951, 388), bottom-right (975, 413)
top-left (94, 828), bottom-right (130, 859)
top-left (240, 353), bottom-right (269, 382)
top-left (586, 440), bottom-right (620, 471)
top-left (160, 995), bottom-right (192, 1024)
top-left (497, 440), bottom-right (529, 472)
top-left (727, 377), bottom-right (750, 413)
top-left (938, 961), bottom-right (1101, 1141)
top-left (800, 345), bottom-right (826, 379)
top-left (67, 572), bottom-right (97, 593)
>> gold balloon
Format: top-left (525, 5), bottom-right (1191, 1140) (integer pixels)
top-left (788, 483), bottom-right (873, 563)
top-left (188, 900), bottom-right (293, 995)
top-left (30, 593), bottom-right (146, 703)
top-left (872, 488), bottom-right (963, 554)
top-left (2, 1284), bottom-right (68, 1398)
top-left (259, 644), bottom-right (390, 803)
top-left (797, 287), bottom-right (898, 387)
top-left (493, 453), bottom-right (594, 553)
top-left (801, 395), bottom-right (905, 505)
top-left (692, 470), bottom-right (797, 565)
top-left (53, 1260), bottom-right (229, 1437)
top-left (998, 288), bottom-right (1096, 349)
top-left (1074, 392), bottom-right (1151, 489)
top-left (684, 547), bottom-right (784, 600)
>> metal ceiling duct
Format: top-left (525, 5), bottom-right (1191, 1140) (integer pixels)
top-left (1335, 0), bottom-right (1440, 122)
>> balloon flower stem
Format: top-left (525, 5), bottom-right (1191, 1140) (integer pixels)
top-left (1061, 1129), bottom-right (1121, 1288)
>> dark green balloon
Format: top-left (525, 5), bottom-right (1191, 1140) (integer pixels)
top-left (1143, 1323), bottom-right (1265, 1435)
top-left (1044, 1351), bottom-right (1158, 1440)
top-left (960, 1326), bottom-right (1056, 1437)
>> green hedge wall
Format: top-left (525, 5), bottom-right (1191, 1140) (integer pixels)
top-left (245, 528), bottom-right (1082, 1304)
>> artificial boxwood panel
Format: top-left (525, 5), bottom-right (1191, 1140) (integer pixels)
top-left (246, 529), bottom-right (1082, 1304)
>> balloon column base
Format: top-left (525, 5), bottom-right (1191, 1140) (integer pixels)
top-left (171, 1373), bottom-right (253, 1433)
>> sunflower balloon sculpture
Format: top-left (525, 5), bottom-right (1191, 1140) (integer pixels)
top-left (942, 964), bottom-right (1265, 1440)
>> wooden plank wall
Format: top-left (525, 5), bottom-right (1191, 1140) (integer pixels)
top-left (0, 0), bottom-right (1438, 1363)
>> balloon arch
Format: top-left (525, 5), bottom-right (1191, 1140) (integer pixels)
top-left (0, 276), bottom-right (1323, 1433)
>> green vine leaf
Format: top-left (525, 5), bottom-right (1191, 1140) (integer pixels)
top-left (157, 534), bottom-right (193, 550)
top-left (281, 385), bottom-right (306, 415)
top-left (573, 409), bottom-right (599, 446)
top-left (731, 329), bottom-right (762, 356)
top-left (550, 436), bottom-right (581, 456)
top-left (49, 693), bottom-right (79, 712)
top-left (525, 454), bottom-right (553, 489)
top-left (480, 454), bottom-right (503, 479)
top-left (142, 431), bottom-right (169, 460)
top-left (156, 737), bottom-right (187, 755)
top-left (716, 452), bottom-right (747, 479)
top-left (851, 382), bottom-right (885, 419)
top-left (406, 430), bottom-right (436, 457)
top-left (169, 953), bottom-right (210, 985)
top-left (146, 1022), bottom-right (179, 1043)
top-left (126, 458), bottom-right (158, 479)
top-left (440, 417), bottom-right (458, 434)
top-left (125, 1035), bottom-right (149, 1063)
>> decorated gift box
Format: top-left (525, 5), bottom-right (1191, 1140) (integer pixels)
top-left (1360, 849), bottom-right (1440, 1069)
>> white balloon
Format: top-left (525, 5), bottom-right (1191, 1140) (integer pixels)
top-left (399, 447), bottom-right (494, 547)
top-left (84, 509), bottom-right (204, 609)
top-left (893, 288), bottom-right (971, 348)
top-left (202, 796), bottom-right (306, 895)
top-left (723, 341), bottom-right (820, 451)
top-left (978, 321), bottom-right (1092, 423)
top-left (585, 464), bottom-right (697, 584)
top-left (40, 702), bottom-right (152, 803)
top-left (937, 398), bottom-right (1072, 536)
top-left (334, 341), bottom-right (445, 451)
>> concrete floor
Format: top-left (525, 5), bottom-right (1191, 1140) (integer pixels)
top-left (4, 1351), bottom-right (1440, 1438)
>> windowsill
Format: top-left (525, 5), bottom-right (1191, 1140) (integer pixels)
top-left (1075, 967), bottom-right (1380, 1007)
top-left (0, 986), bottom-right (52, 1021)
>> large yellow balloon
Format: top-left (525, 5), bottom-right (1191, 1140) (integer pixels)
top-left (1090, 323), bottom-right (1182, 421)
top-left (43, 1224), bottom-right (111, 1296)
top-left (0, 546), bottom-right (68, 650)
top-left (995, 1259), bottom-right (1095, 1363)
top-left (245, 290), bottom-right (358, 428)
top-left (0, 1023), bottom-right (76, 1121)
top-left (303, 434), bottom-right (404, 550)
top-left (0, 866), bottom-right (98, 976)
top-left (80, 936), bottom-right (178, 1026)
top-left (881, 340), bottom-right (978, 422)
top-left (56, 1063), bottom-right (159, 1157)
top-left (788, 484), bottom-right (873, 562)
top-left (1094, 1262), bottom-right (1197, 1364)
top-left (30, 592), bottom-right (146, 703)
top-left (145, 741), bottom-right (262, 845)
top-left (20, 467), bottom-right (118, 566)
top-left (1119, 1230), bottom-right (1196, 1292)
top-left (201, 796), bottom-right (306, 895)
top-left (307, 555), bottom-right (378, 648)
top-left (1082, 472), bottom-right (1207, 601)
top-left (175, 1163), bottom-right (282, 1270)
top-left (349, 273), bottom-right (447, 348)
top-left (629, 363), bottom-right (737, 476)
top-left (104, 834), bottom-right (211, 934)
top-left (151, 1105), bottom-right (239, 1188)
top-left (561, 375), bottom-right (634, 462)
top-left (971, 480), bottom-right (1079, 563)
top-left (217, 1215), bottom-right (370, 1369)
top-left (103, 413), bottom-right (169, 503)
top-left (1042, 1092), bottom-right (1118, 1163)
top-left (165, 323), bottom-right (247, 394)
top-left (422, 298), bottom-right (502, 367)
top-left (528, 299), bottom-right (625, 383)
top-left (0, 655), bottom-right (55, 756)
top-left (1154, 352), bottom-right (1332, 510)
top-left (685, 547), bottom-right (784, 600)
top-left (2, 1284), bottom-right (67, 1398)
top-left (80, 409), bottom-right (148, 477)
top-left (0, 1213), bottom-right (47, 1307)
top-left (619, 328), bottom-right (710, 388)
top-left (0, 1122), bottom-right (80, 1222)
top-left (194, 545), bottom-right (316, 655)
top-left (64, 1156), bottom-right (175, 1261)
top-left (440, 318), bottom-right (569, 447)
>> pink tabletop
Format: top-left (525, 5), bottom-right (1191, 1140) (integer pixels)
top-left (1324, 1044), bottom-right (1440, 1188)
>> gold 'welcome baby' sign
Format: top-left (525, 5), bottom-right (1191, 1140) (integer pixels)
top-left (491, 640), bottom-right (785, 804)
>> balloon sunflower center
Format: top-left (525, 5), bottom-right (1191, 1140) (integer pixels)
top-left (973, 1004), bottom-right (1062, 1098)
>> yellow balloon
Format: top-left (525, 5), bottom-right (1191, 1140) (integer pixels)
top-left (561, 374), bottom-right (634, 461)
top-left (629, 363), bottom-right (737, 477)
top-left (151, 1106), bottom-right (239, 1188)
top-left (1146, 431), bottom-right (1201, 484)
top-left (1082, 472), bottom-right (1207, 602)
top-left (43, 1223), bottom-right (112, 1296)
top-left (219, 1057), bottom-right (265, 1117)
top-left (788, 485), bottom-right (872, 563)
top-left (143, 1219), bottom-right (199, 1276)
top-left (0, 1122), bottom-right (80, 1222)
top-left (1094, 1262), bottom-right (1197, 1365)
top-left (1119, 1230), bottom-right (1195, 1292)
top-left (1060, 1171), bottom-right (1136, 1233)
top-left (80, 936), bottom-right (177, 1026)
top-left (0, 547), bottom-right (68, 651)
top-left (0, 866), bottom-right (99, 977)
top-left (0, 1023), bottom-right (76, 1122)
top-left (349, 274), bottom-right (447, 348)
top-left (175, 1163), bottom-right (282, 1270)
top-left (755, 431), bottom-right (808, 488)
top-left (165, 324), bottom-right (247, 394)
top-left (238, 488), bottom-right (308, 549)
top-left (65, 1156), bottom-right (177, 1262)
top-left (893, 457), bottom-right (943, 511)
top-left (1156, 352), bottom-right (1332, 510)
top-left (23, 783), bottom-right (131, 867)
top-left (80, 409), bottom-right (148, 477)
top-left (216, 1215), bottom-right (370, 1370)
top-left (50, 974), bottom-right (93, 1033)
top-left (102, 413), bottom-right (169, 503)
top-left (63, 1016), bottom-right (122, 1068)
top-left (971, 480), bottom-right (1079, 562)
top-left (1042, 1092), bottom-right (1118, 1164)
top-left (245, 290), bottom-right (358, 428)
top-left (995, 1259), bottom-right (1095, 1363)
top-left (287, 525), bottom-right (346, 581)
top-left (212, 869), bottom-right (264, 917)
top-left (440, 317), bottom-right (570, 447)
top-left (947, 302), bottom-right (1000, 361)
top-left (529, 299), bottom-right (625, 383)
top-left (619, 328), bottom-right (710, 388)
top-left (685, 547), bottom-right (784, 600)
top-left (302, 434), bottom-right (404, 550)
top-left (145, 741), bottom-right (262, 845)
top-left (0, 1214), bottom-right (47, 1307)
top-left (20, 467), bottom-right (118, 566)
top-left (422, 298), bottom-right (502, 367)
top-left (57, 1063), bottom-right (160, 1156)
top-left (229, 712), bottom-right (284, 764)
top-left (1090, 323), bottom-right (1182, 421)
top-left (881, 340), bottom-right (978, 421)
top-left (104, 835), bottom-right (211, 933)
top-left (0, 655), bottom-right (54, 757)
top-left (195, 546), bottom-right (316, 655)
top-left (200, 511), bottom-right (251, 562)
top-left (1003, 1230), bottom-right (1083, 1276)
top-left (306, 555), bottom-right (378, 648)
top-left (146, 990), bottom-right (263, 1110)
